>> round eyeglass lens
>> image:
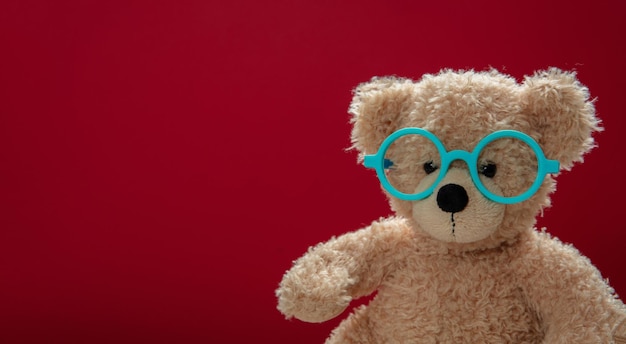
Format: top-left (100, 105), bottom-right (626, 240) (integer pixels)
top-left (382, 133), bottom-right (440, 196)
top-left (477, 136), bottom-right (539, 198)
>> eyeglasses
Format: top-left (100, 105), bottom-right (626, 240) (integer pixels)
top-left (363, 128), bottom-right (560, 204)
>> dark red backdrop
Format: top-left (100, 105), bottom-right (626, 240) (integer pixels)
top-left (1, 1), bottom-right (624, 343)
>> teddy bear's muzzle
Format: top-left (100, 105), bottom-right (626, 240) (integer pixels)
top-left (411, 168), bottom-right (505, 243)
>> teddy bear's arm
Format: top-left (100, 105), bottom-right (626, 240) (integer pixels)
top-left (276, 217), bottom-right (410, 323)
top-left (516, 232), bottom-right (626, 343)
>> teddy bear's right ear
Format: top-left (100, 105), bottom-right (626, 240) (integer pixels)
top-left (349, 77), bottom-right (416, 158)
top-left (519, 68), bottom-right (602, 171)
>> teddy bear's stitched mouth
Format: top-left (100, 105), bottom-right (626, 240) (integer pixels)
top-left (450, 213), bottom-right (457, 239)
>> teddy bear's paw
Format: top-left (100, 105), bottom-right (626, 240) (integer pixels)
top-left (276, 265), bottom-right (354, 323)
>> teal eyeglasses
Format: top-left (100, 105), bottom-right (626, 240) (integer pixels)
top-left (363, 128), bottom-right (560, 204)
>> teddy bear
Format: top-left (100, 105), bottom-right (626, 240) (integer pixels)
top-left (276, 68), bottom-right (626, 343)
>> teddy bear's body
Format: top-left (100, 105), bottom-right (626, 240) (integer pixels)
top-left (277, 69), bottom-right (626, 343)
top-left (301, 217), bottom-right (624, 343)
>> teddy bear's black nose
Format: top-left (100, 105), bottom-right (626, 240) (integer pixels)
top-left (436, 183), bottom-right (469, 213)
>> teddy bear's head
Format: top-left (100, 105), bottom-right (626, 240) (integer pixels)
top-left (350, 68), bottom-right (600, 250)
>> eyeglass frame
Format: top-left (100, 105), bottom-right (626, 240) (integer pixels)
top-left (362, 128), bottom-right (560, 204)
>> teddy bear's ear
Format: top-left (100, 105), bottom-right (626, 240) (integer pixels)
top-left (519, 68), bottom-right (602, 170)
top-left (349, 77), bottom-right (416, 158)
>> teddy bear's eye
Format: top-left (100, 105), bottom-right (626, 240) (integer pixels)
top-left (423, 161), bottom-right (439, 174)
top-left (480, 162), bottom-right (497, 178)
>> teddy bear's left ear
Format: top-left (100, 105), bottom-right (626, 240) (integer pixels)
top-left (520, 68), bottom-right (602, 170)
top-left (349, 76), bottom-right (416, 158)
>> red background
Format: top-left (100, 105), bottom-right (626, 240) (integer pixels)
top-left (1, 1), bottom-right (625, 343)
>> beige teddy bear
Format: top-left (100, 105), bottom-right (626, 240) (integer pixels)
top-left (276, 68), bottom-right (626, 343)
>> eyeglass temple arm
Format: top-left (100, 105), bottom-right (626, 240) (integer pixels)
top-left (363, 155), bottom-right (377, 169)
top-left (544, 159), bottom-right (560, 173)
top-left (363, 155), bottom-right (394, 169)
